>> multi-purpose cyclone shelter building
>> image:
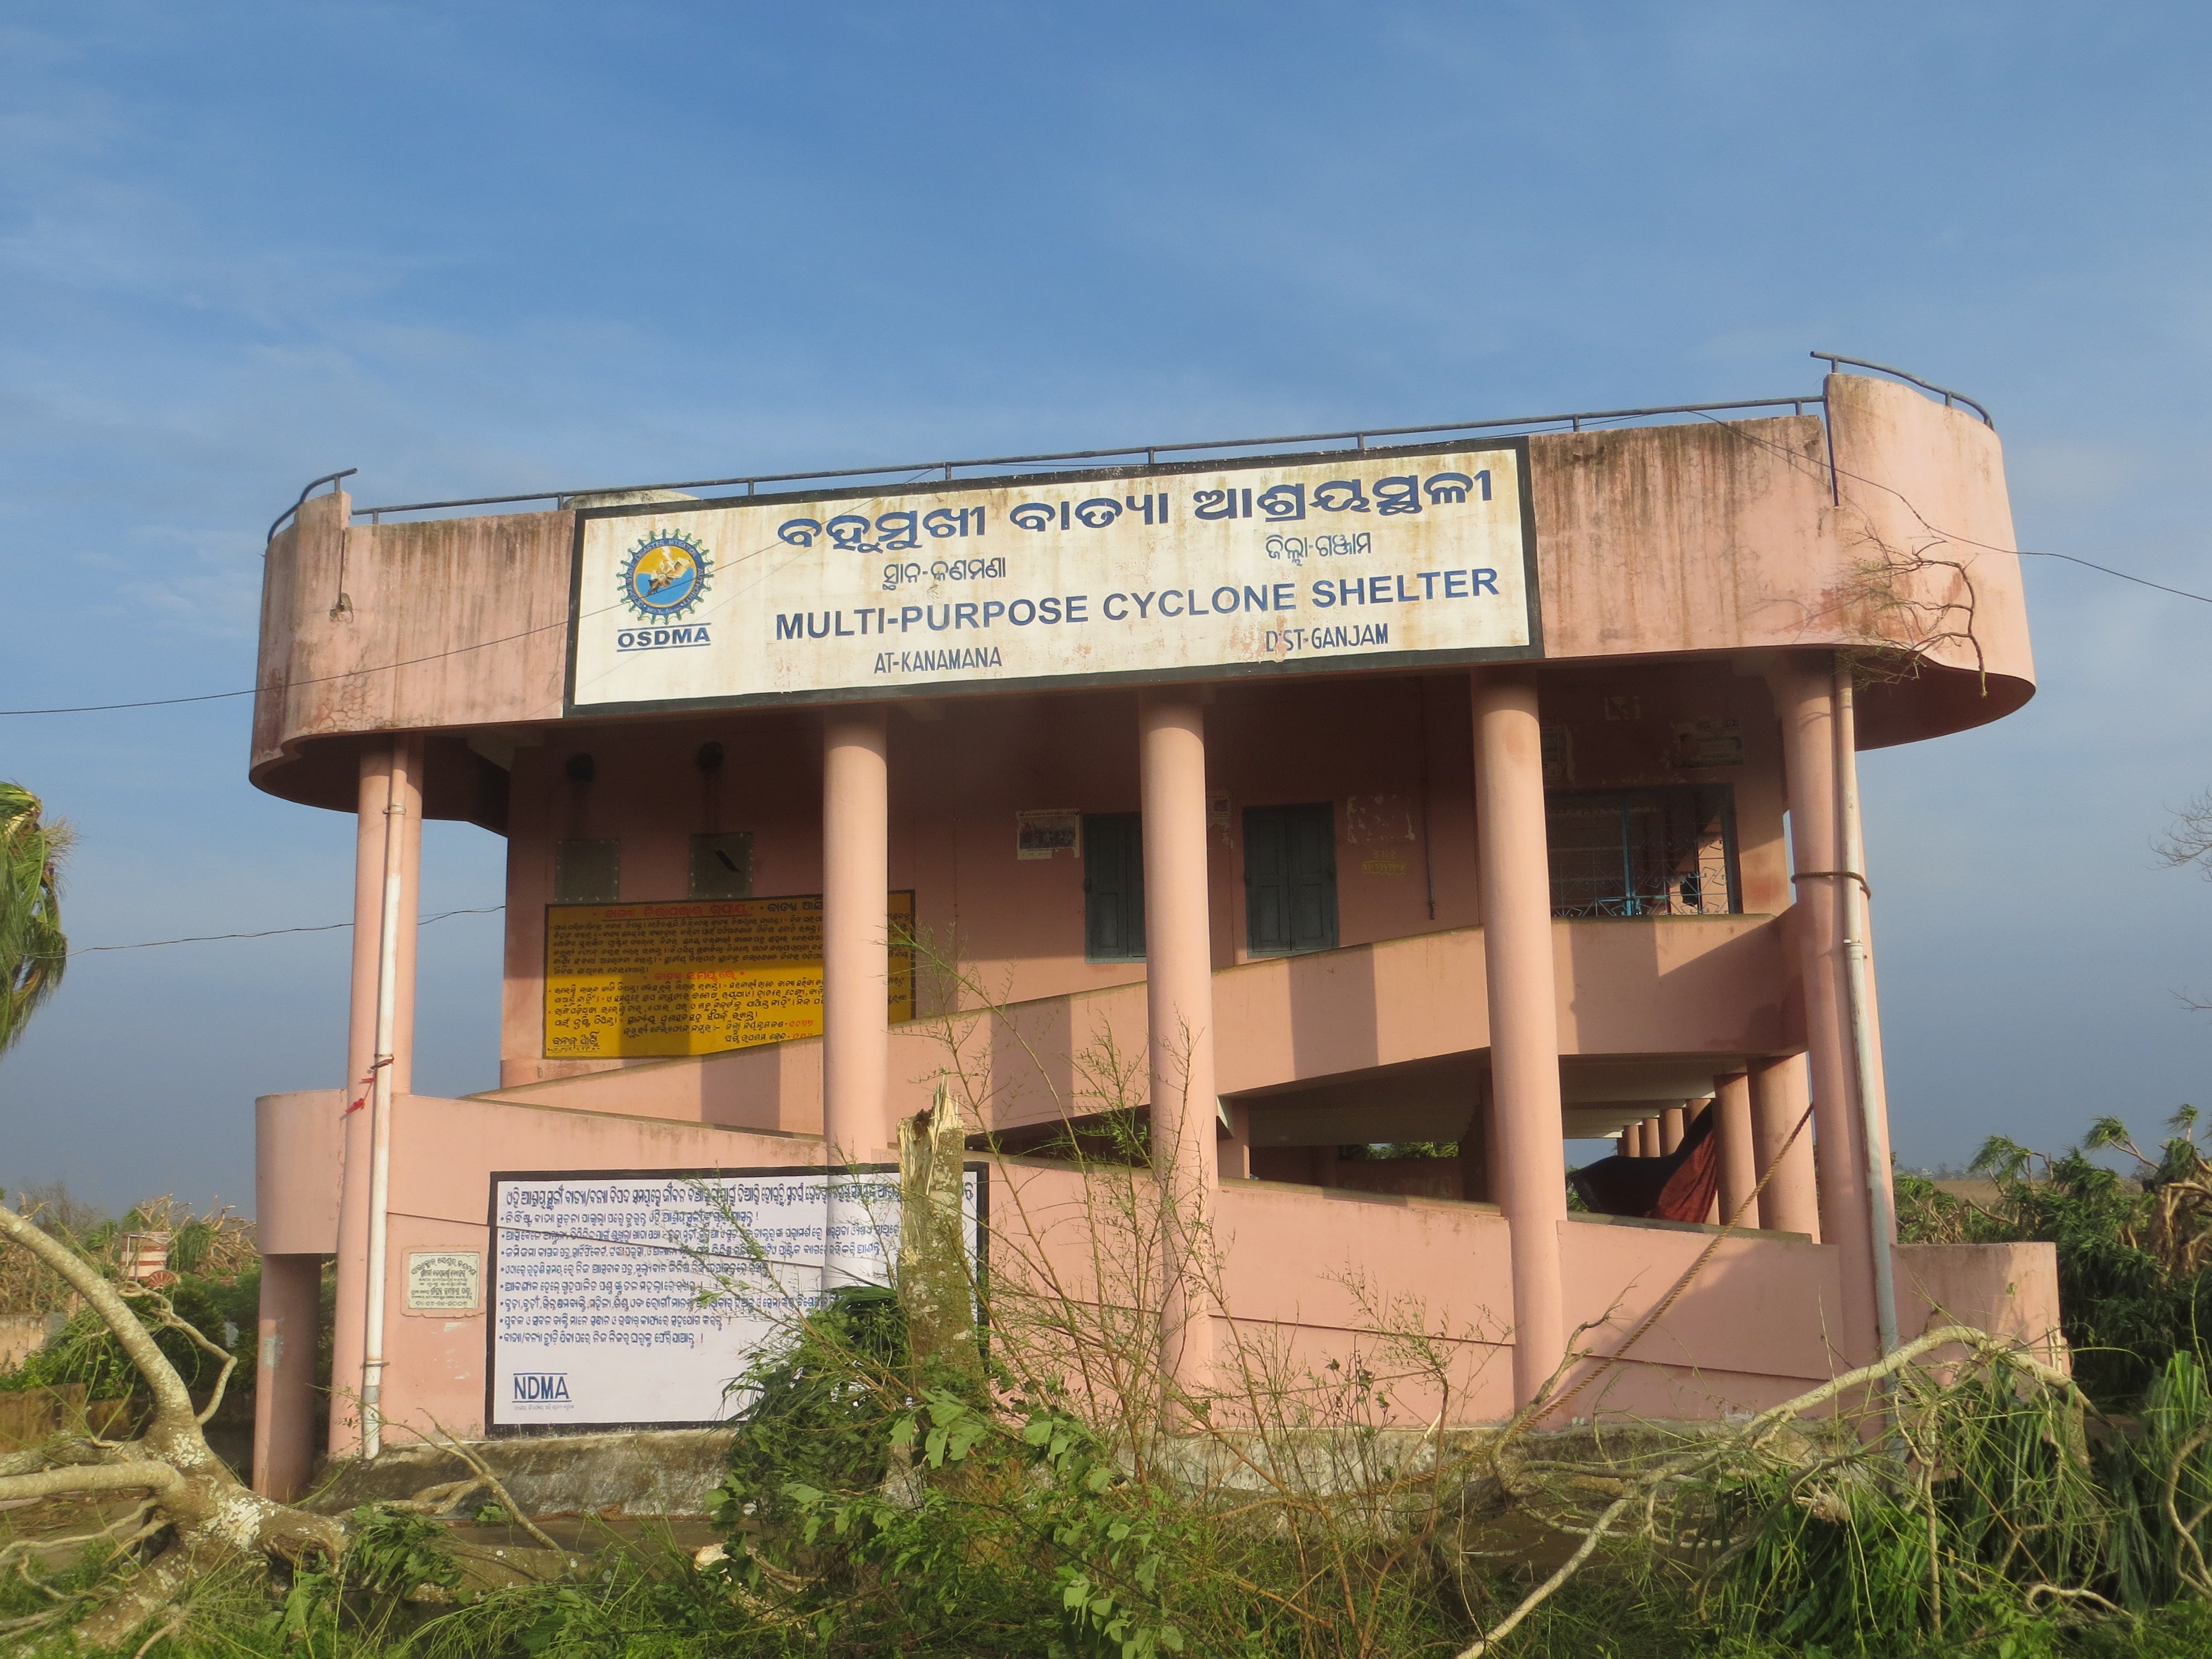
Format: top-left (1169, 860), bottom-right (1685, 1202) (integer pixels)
top-left (246, 366), bottom-right (2058, 1499)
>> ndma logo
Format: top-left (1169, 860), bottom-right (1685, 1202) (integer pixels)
top-left (512, 1373), bottom-right (572, 1403)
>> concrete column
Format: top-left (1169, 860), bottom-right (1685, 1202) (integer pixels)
top-left (1470, 671), bottom-right (1568, 1405)
top-left (252, 1254), bottom-right (321, 1498)
top-left (1770, 656), bottom-right (1879, 1361)
top-left (1635, 1118), bottom-right (1658, 1158)
top-left (1139, 691), bottom-right (1220, 1394)
top-left (1614, 1133), bottom-right (1631, 1160)
top-left (1218, 1100), bottom-right (1252, 1181)
top-left (1659, 1106), bottom-right (1686, 1155)
top-left (1458, 1105), bottom-right (1492, 1202)
top-left (1751, 1053), bottom-right (1822, 1239)
top-left (1713, 1072), bottom-right (1757, 1225)
top-left (822, 707), bottom-right (890, 1286)
top-left (325, 742), bottom-right (422, 1458)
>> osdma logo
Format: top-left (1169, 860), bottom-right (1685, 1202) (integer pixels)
top-left (614, 530), bottom-right (713, 652)
top-left (512, 1372), bottom-right (573, 1406)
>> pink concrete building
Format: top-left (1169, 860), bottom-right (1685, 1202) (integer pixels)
top-left (247, 367), bottom-right (2057, 1497)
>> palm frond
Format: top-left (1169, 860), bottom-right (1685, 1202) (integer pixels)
top-left (0, 781), bottom-right (71, 1056)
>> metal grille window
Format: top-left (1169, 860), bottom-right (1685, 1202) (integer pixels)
top-left (1546, 786), bottom-right (1740, 919)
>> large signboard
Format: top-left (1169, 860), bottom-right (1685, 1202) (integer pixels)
top-left (567, 440), bottom-right (1538, 714)
top-left (543, 891), bottom-right (915, 1059)
top-left (488, 1165), bottom-right (984, 1432)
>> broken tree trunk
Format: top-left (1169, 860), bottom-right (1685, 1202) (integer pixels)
top-left (896, 1083), bottom-right (979, 1383)
top-left (0, 1199), bottom-right (348, 1648)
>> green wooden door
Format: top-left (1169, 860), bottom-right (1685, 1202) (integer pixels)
top-left (1244, 802), bottom-right (1338, 956)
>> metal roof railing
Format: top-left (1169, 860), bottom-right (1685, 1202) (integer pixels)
top-left (264, 468), bottom-right (356, 544)
top-left (319, 393), bottom-right (1827, 529)
top-left (262, 358), bottom-right (1994, 542)
top-left (1810, 351), bottom-right (1994, 427)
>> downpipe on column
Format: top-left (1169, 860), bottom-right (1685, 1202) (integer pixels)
top-left (361, 743), bottom-right (410, 1459)
top-left (1834, 665), bottom-right (1901, 1359)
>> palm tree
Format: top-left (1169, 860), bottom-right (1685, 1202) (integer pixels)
top-left (0, 781), bottom-right (69, 1056)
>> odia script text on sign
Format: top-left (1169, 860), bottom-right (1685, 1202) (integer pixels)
top-left (568, 442), bottom-right (1536, 713)
top-left (543, 892), bottom-right (916, 1058)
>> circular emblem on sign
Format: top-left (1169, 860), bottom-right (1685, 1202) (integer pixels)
top-left (617, 531), bottom-right (711, 622)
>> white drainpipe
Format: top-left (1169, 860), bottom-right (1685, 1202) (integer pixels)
top-left (361, 740), bottom-right (410, 1458)
top-left (1833, 665), bottom-right (1901, 1357)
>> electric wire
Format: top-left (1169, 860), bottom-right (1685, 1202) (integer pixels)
top-left (1, 491), bottom-right (851, 717)
top-left (1686, 406), bottom-right (2212, 607)
top-left (67, 905), bottom-right (504, 957)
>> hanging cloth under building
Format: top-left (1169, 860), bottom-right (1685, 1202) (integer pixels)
top-left (1570, 1107), bottom-right (1720, 1223)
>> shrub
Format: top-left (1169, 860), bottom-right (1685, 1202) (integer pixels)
top-left (1896, 1110), bottom-right (2212, 1410)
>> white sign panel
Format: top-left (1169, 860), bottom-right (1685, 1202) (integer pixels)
top-left (487, 1167), bottom-right (983, 1431)
top-left (405, 1250), bottom-right (482, 1313)
top-left (567, 442), bottom-right (1537, 714)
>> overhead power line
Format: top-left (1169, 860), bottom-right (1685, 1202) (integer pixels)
top-left (69, 906), bottom-right (504, 957)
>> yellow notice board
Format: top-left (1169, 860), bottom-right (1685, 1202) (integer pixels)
top-left (543, 892), bottom-right (915, 1059)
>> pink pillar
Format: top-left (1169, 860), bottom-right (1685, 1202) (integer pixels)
top-left (252, 1254), bottom-right (320, 1498)
top-left (1636, 1118), bottom-right (1659, 1158)
top-left (325, 739), bottom-right (421, 1459)
top-left (1713, 1072), bottom-right (1757, 1226)
top-left (1751, 1053), bottom-right (1821, 1238)
top-left (1471, 672), bottom-right (1568, 1405)
top-left (1614, 1133), bottom-right (1631, 1159)
top-left (1139, 691), bottom-right (1220, 1394)
top-left (1458, 1104), bottom-right (1492, 1201)
top-left (1770, 656), bottom-right (1879, 1362)
top-left (822, 708), bottom-right (890, 1286)
top-left (1659, 1106), bottom-right (1686, 1155)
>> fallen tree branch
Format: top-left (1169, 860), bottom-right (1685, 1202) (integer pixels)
top-left (384, 1474), bottom-right (491, 1519)
top-left (123, 1285), bottom-right (239, 1426)
top-left (128, 1605), bottom-right (185, 1659)
top-left (417, 1418), bottom-right (564, 1555)
top-left (1453, 1326), bottom-right (2079, 1658)
top-left (0, 1208), bottom-right (196, 1439)
top-left (0, 1463), bottom-right (183, 1504)
top-left (0, 1603), bottom-right (80, 1637)
top-left (1460, 1490), bottom-right (1639, 1655)
top-left (0, 1193), bottom-right (354, 1646)
top-left (0, 1499), bottom-right (160, 1573)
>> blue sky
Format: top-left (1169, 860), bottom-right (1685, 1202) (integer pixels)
top-left (3, 1), bottom-right (2210, 1208)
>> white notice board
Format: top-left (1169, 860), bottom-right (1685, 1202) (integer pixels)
top-left (487, 1166), bottom-right (984, 1432)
